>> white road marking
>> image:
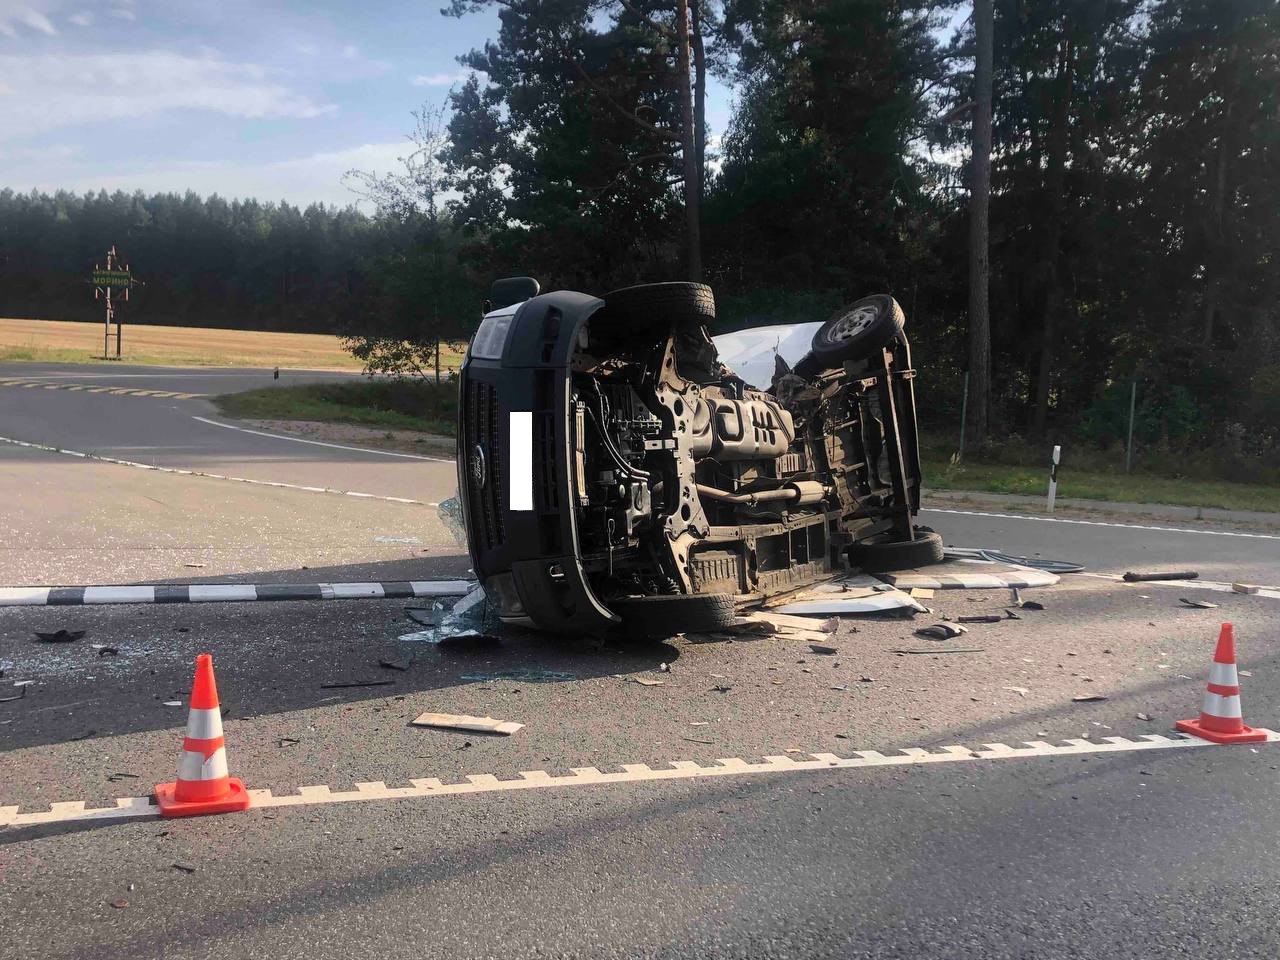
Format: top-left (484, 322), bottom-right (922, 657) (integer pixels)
top-left (923, 507), bottom-right (1280, 541)
top-left (0, 434), bottom-right (437, 506)
top-left (1079, 572), bottom-right (1280, 601)
top-left (191, 416), bottom-right (450, 462)
top-left (4, 730), bottom-right (1272, 829)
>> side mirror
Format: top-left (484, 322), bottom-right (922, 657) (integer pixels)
top-left (488, 277), bottom-right (540, 310)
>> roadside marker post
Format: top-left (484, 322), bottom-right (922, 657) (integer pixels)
top-left (1046, 445), bottom-right (1060, 513)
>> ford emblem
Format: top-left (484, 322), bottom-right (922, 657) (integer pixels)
top-left (470, 443), bottom-right (488, 489)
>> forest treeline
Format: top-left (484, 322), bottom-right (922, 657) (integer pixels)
top-left (1, 0), bottom-right (1278, 469)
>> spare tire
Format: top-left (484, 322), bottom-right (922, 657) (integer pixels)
top-left (846, 530), bottom-right (944, 573)
top-left (607, 592), bottom-right (735, 638)
top-left (600, 282), bottom-right (716, 335)
top-left (810, 294), bottom-right (905, 367)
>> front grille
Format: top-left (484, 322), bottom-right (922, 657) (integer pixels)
top-left (463, 378), bottom-right (505, 551)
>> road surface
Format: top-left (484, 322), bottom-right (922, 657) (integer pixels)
top-left (2, 361), bottom-right (1279, 959)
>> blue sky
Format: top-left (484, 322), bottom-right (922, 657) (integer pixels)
top-left (0, 0), bottom-right (735, 208)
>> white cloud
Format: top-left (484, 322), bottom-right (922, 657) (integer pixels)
top-left (341, 44), bottom-right (358, 60)
top-left (107, 0), bottom-right (134, 20)
top-left (0, 2), bottom-right (59, 36)
top-left (27, 142), bottom-right (413, 208)
top-left (411, 71), bottom-right (467, 87)
top-left (67, 9), bottom-right (91, 26)
top-left (0, 50), bottom-right (337, 139)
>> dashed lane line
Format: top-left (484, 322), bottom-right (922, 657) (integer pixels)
top-left (0, 434), bottom-right (437, 506)
top-left (0, 378), bottom-right (203, 399)
top-left (191, 415), bottom-right (451, 462)
top-left (3, 730), bottom-right (1272, 829)
top-left (923, 506), bottom-right (1280, 541)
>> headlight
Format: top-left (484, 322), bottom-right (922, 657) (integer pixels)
top-left (469, 311), bottom-right (516, 360)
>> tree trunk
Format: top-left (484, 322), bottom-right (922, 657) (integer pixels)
top-left (1031, 38), bottom-right (1074, 437)
top-left (1202, 98), bottom-right (1232, 344)
top-left (965, 0), bottom-right (994, 451)
top-left (676, 0), bottom-right (702, 281)
top-left (691, 0), bottom-right (707, 196)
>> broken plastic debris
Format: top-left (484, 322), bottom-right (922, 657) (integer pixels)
top-left (1072, 694), bottom-right (1108, 702)
top-left (411, 711), bottom-right (523, 735)
top-left (1179, 597), bottom-right (1218, 609)
top-left (915, 623), bottom-right (969, 641)
top-left (809, 644), bottom-right (838, 655)
top-left (162, 700), bottom-right (183, 707)
top-left (1136, 712), bottom-right (1152, 721)
top-left (34, 629), bottom-right (85, 643)
top-left (462, 670), bottom-right (575, 683)
top-left (625, 676), bottom-right (664, 686)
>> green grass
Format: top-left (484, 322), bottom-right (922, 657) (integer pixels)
top-left (922, 457), bottom-right (1280, 514)
top-left (213, 379), bottom-right (458, 437)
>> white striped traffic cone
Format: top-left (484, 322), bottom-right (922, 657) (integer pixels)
top-left (1176, 623), bottom-right (1267, 744)
top-left (154, 654), bottom-right (251, 816)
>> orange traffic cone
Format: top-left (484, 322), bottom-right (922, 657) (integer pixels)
top-left (154, 654), bottom-right (251, 816)
top-left (1176, 623), bottom-right (1267, 744)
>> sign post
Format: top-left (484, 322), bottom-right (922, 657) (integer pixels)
top-left (90, 246), bottom-right (141, 361)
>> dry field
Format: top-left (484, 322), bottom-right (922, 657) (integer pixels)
top-left (0, 317), bottom-right (465, 371)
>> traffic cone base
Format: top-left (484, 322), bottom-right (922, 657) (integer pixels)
top-left (155, 777), bottom-right (251, 817)
top-left (1175, 717), bottom-right (1267, 745)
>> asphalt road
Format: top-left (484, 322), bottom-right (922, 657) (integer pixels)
top-left (2, 361), bottom-right (1280, 959)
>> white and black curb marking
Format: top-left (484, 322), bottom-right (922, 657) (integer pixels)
top-left (0, 579), bottom-right (475, 607)
top-left (0, 434), bottom-right (437, 506)
top-left (3, 730), bottom-right (1273, 829)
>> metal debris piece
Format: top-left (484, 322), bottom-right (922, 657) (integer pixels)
top-left (34, 629), bottom-right (85, 643)
top-left (171, 863), bottom-right (197, 874)
top-left (915, 623), bottom-right (969, 641)
top-left (97, 646), bottom-right (119, 657)
top-left (1123, 570), bottom-right (1199, 582)
top-left (1136, 712), bottom-right (1152, 721)
top-left (1072, 694), bottom-right (1109, 702)
top-left (682, 736), bottom-right (714, 745)
top-left (956, 615), bottom-right (1005, 624)
top-left (890, 647), bottom-right (984, 655)
top-left (106, 772), bottom-right (139, 782)
top-left (411, 711), bottom-right (523, 735)
top-left (1179, 597), bottom-right (1218, 609)
top-left (109, 900), bottom-right (129, 909)
top-left (809, 644), bottom-right (838, 655)
top-left (319, 679), bottom-right (396, 689)
top-left (162, 700), bottom-right (182, 706)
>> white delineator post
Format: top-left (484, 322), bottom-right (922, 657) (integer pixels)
top-left (1047, 445), bottom-right (1061, 513)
